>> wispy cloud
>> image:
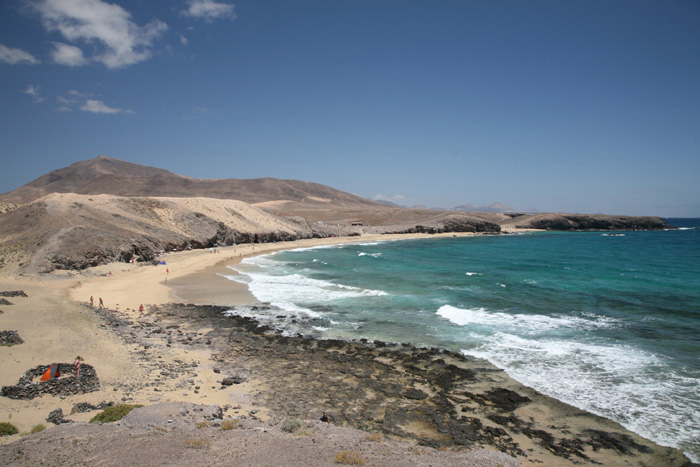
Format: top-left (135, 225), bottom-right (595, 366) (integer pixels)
top-left (179, 34), bottom-right (189, 45)
top-left (80, 99), bottom-right (132, 114)
top-left (55, 89), bottom-right (90, 109)
top-left (35, 0), bottom-right (167, 69)
top-left (24, 84), bottom-right (45, 102)
top-left (182, 0), bottom-right (236, 21)
top-left (0, 44), bottom-right (39, 64)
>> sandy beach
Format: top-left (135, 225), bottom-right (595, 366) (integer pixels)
top-left (0, 232), bottom-right (693, 466)
top-left (0, 233), bottom-right (469, 429)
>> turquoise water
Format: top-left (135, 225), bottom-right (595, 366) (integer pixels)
top-left (225, 219), bottom-right (700, 461)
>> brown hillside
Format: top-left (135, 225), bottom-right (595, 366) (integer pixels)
top-left (0, 155), bottom-right (383, 209)
top-left (0, 193), bottom-right (330, 275)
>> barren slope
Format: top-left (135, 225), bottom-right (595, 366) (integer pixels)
top-left (0, 193), bottom-right (323, 275)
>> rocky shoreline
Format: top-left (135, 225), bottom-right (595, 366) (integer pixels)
top-left (60, 300), bottom-right (693, 466)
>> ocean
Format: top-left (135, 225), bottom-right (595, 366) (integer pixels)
top-left (224, 218), bottom-right (700, 462)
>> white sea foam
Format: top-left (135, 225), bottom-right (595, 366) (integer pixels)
top-left (436, 305), bottom-right (618, 333)
top-left (228, 264), bottom-right (388, 321)
top-left (465, 272), bottom-right (481, 276)
top-left (358, 252), bottom-right (382, 258)
top-left (463, 333), bottom-right (700, 462)
top-left (219, 273), bottom-right (250, 284)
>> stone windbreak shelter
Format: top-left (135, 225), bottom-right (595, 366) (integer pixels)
top-left (1, 363), bottom-right (100, 400)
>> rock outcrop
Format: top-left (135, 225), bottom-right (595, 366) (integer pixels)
top-left (505, 213), bottom-right (670, 231)
top-left (384, 215), bottom-right (501, 235)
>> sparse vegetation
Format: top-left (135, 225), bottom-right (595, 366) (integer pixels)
top-left (365, 433), bottom-right (382, 442)
top-left (195, 421), bottom-right (210, 429)
top-left (30, 424), bottom-right (46, 434)
top-left (89, 404), bottom-right (143, 424)
top-left (221, 419), bottom-right (238, 430)
top-left (185, 438), bottom-right (212, 449)
top-left (281, 418), bottom-right (302, 433)
top-left (0, 422), bottom-right (19, 436)
top-left (335, 450), bottom-right (366, 465)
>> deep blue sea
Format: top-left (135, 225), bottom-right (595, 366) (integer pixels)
top-left (224, 218), bottom-right (700, 462)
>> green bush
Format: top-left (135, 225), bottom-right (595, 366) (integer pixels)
top-left (90, 404), bottom-right (143, 424)
top-left (30, 424), bottom-right (46, 434)
top-left (0, 422), bottom-right (19, 436)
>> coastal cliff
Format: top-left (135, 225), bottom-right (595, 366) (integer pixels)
top-left (501, 212), bottom-right (671, 231)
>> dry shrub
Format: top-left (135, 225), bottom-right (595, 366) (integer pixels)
top-left (195, 421), bottom-right (210, 429)
top-left (335, 450), bottom-right (366, 465)
top-left (185, 438), bottom-right (212, 449)
top-left (281, 418), bottom-right (302, 433)
top-left (221, 419), bottom-right (238, 430)
top-left (365, 433), bottom-right (382, 442)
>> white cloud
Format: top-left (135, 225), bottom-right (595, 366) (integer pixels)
top-left (182, 0), bottom-right (235, 21)
top-left (51, 42), bottom-right (87, 66)
top-left (80, 99), bottom-right (131, 114)
top-left (35, 0), bottom-right (167, 69)
top-left (179, 34), bottom-right (189, 45)
top-left (24, 84), bottom-right (45, 102)
top-left (0, 44), bottom-right (39, 64)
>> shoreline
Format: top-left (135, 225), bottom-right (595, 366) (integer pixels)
top-left (0, 232), bottom-right (694, 465)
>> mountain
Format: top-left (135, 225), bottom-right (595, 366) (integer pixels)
top-left (0, 156), bottom-right (382, 209)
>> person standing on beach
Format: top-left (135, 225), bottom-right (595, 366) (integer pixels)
top-left (74, 356), bottom-right (82, 376)
top-left (90, 296), bottom-right (94, 307)
top-left (99, 297), bottom-right (104, 308)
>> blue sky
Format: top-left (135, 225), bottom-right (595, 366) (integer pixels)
top-left (1, 0), bottom-right (699, 216)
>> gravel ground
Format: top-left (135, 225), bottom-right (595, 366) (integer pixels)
top-left (0, 402), bottom-right (521, 466)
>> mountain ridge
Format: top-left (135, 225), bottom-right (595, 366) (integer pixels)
top-left (0, 156), bottom-right (381, 209)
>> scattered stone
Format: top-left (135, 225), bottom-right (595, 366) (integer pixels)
top-left (70, 401), bottom-right (114, 414)
top-left (0, 330), bottom-right (24, 346)
top-left (0, 290), bottom-right (28, 297)
top-left (46, 408), bottom-right (72, 425)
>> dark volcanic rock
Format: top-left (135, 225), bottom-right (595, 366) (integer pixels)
top-left (522, 214), bottom-right (670, 231)
top-left (46, 408), bottom-right (72, 425)
top-left (0, 330), bottom-right (24, 346)
top-left (387, 215), bottom-right (501, 235)
top-left (0, 290), bottom-right (28, 297)
top-left (466, 388), bottom-right (531, 411)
